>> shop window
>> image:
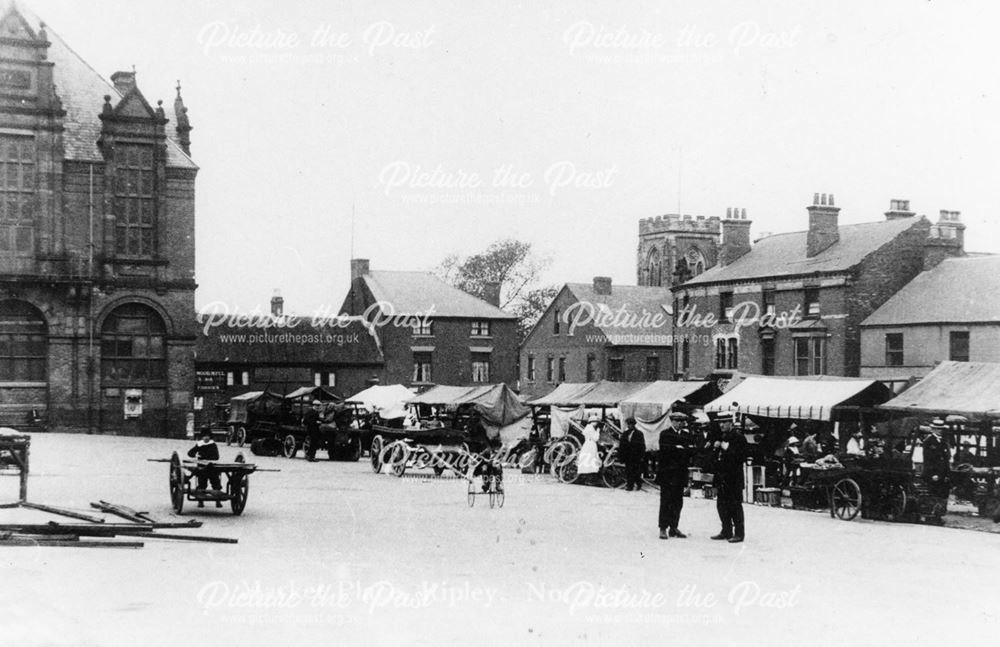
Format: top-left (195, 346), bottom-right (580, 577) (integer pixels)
top-left (101, 303), bottom-right (166, 383)
top-left (0, 300), bottom-right (46, 382)
top-left (885, 333), bottom-right (904, 367)
top-left (949, 331), bottom-right (969, 362)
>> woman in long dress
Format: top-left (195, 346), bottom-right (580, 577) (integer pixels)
top-left (577, 415), bottom-right (602, 476)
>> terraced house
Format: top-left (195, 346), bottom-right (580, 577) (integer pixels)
top-left (669, 195), bottom-right (952, 381)
top-left (0, 5), bottom-right (197, 435)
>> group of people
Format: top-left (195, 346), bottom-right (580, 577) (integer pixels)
top-left (615, 413), bottom-right (748, 543)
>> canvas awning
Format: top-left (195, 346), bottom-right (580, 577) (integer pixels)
top-left (528, 383), bottom-right (600, 407)
top-left (284, 385), bottom-right (342, 402)
top-left (572, 381), bottom-right (649, 407)
top-left (619, 381), bottom-right (711, 421)
top-left (346, 384), bottom-right (416, 417)
top-left (878, 361), bottom-right (1000, 421)
top-left (703, 375), bottom-right (892, 421)
top-left (406, 384), bottom-right (529, 427)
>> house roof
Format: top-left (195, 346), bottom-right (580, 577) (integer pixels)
top-left (563, 283), bottom-right (672, 346)
top-left (862, 255), bottom-right (1000, 326)
top-left (21, 8), bottom-right (197, 169)
top-left (879, 361), bottom-right (1000, 420)
top-left (684, 217), bottom-right (925, 286)
top-left (362, 271), bottom-right (516, 319)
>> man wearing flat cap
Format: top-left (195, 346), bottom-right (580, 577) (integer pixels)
top-left (620, 417), bottom-right (646, 491)
top-left (657, 411), bottom-right (696, 539)
top-left (304, 399), bottom-right (323, 462)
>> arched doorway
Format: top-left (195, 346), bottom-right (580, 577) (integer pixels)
top-left (100, 303), bottom-right (167, 434)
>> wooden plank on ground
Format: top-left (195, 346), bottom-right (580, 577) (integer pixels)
top-left (0, 539), bottom-right (144, 548)
top-left (90, 501), bottom-right (153, 524)
top-left (21, 502), bottom-right (106, 523)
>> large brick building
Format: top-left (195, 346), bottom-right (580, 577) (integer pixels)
top-left (0, 6), bottom-right (197, 435)
top-left (339, 259), bottom-right (519, 389)
top-left (670, 195), bottom-right (934, 380)
top-left (860, 217), bottom-right (991, 380)
top-left (519, 277), bottom-right (672, 399)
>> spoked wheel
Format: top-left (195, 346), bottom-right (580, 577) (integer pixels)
top-left (389, 442), bottom-right (410, 477)
top-left (345, 437), bottom-right (362, 462)
top-left (229, 473), bottom-right (249, 516)
top-left (602, 462), bottom-right (627, 489)
top-left (494, 479), bottom-right (505, 508)
top-left (169, 451), bottom-right (185, 514)
top-left (558, 458), bottom-right (580, 484)
top-left (283, 434), bottom-right (298, 459)
top-left (887, 484), bottom-right (908, 521)
top-left (467, 479), bottom-right (476, 507)
top-left (370, 436), bottom-right (384, 473)
top-left (236, 426), bottom-right (247, 447)
top-left (547, 440), bottom-right (578, 477)
top-left (831, 477), bottom-right (862, 521)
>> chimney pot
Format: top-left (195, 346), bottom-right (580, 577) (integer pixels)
top-left (593, 276), bottom-right (613, 295)
top-left (350, 258), bottom-right (370, 280)
top-left (813, 192), bottom-right (820, 205)
top-left (270, 289), bottom-right (284, 318)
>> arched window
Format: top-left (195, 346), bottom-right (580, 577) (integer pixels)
top-left (686, 248), bottom-right (707, 277)
top-left (101, 303), bottom-right (166, 383)
top-left (645, 249), bottom-right (662, 287)
top-left (0, 300), bottom-right (46, 382)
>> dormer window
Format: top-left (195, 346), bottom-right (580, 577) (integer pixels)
top-left (114, 144), bottom-right (156, 258)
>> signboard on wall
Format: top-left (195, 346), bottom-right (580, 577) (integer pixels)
top-left (124, 389), bottom-right (143, 419)
top-left (195, 370), bottom-right (228, 393)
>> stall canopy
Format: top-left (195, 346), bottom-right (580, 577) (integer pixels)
top-left (407, 384), bottom-right (529, 428)
top-left (528, 383), bottom-right (600, 407)
top-left (571, 381), bottom-right (649, 407)
top-left (284, 385), bottom-right (343, 402)
top-left (878, 361), bottom-right (1000, 421)
top-left (619, 381), bottom-right (711, 421)
top-left (346, 384), bottom-right (416, 418)
top-left (703, 375), bottom-right (892, 421)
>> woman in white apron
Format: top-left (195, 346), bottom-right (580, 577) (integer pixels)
top-left (577, 414), bottom-right (602, 475)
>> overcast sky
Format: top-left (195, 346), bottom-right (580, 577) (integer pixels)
top-left (27, 0), bottom-right (1000, 315)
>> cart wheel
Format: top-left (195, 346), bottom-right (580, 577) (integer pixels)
top-left (344, 437), bottom-right (362, 462)
top-left (831, 478), bottom-right (862, 521)
top-left (467, 479), bottom-right (476, 507)
top-left (230, 473), bottom-right (249, 515)
top-left (558, 458), bottom-right (580, 484)
top-left (370, 435), bottom-right (384, 473)
top-left (169, 451), bottom-right (185, 514)
top-left (283, 434), bottom-right (298, 459)
top-left (601, 449), bottom-right (627, 489)
top-left (547, 440), bottom-right (577, 476)
top-left (887, 484), bottom-right (908, 521)
top-left (236, 426), bottom-right (247, 447)
top-left (389, 442), bottom-right (410, 477)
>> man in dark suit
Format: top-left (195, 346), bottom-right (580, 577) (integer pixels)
top-left (620, 417), bottom-right (647, 491)
top-left (304, 400), bottom-right (322, 462)
top-left (922, 420), bottom-right (951, 523)
top-left (711, 420), bottom-right (748, 543)
top-left (657, 412), bottom-right (696, 539)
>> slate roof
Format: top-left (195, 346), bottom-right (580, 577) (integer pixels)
top-left (684, 217), bottom-right (925, 286)
top-left (21, 8), bottom-right (197, 169)
top-left (362, 271), bottom-right (516, 319)
top-left (564, 283), bottom-right (672, 346)
top-left (861, 255), bottom-right (1000, 326)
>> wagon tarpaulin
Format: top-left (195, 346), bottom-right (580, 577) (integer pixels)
top-left (878, 361), bottom-right (1000, 421)
top-left (406, 383), bottom-right (530, 428)
top-left (346, 384), bottom-right (416, 419)
top-left (703, 375), bottom-right (892, 421)
top-left (226, 390), bottom-right (284, 424)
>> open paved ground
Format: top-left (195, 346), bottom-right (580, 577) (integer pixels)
top-left (3, 433), bottom-right (999, 647)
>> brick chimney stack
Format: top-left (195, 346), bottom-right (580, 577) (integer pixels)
top-left (110, 70), bottom-right (136, 95)
top-left (350, 258), bottom-right (370, 280)
top-left (806, 193), bottom-right (840, 258)
top-left (482, 281), bottom-right (502, 307)
top-left (593, 276), bottom-right (612, 295)
top-left (884, 199), bottom-right (915, 220)
top-left (719, 207), bottom-right (752, 266)
top-left (270, 289), bottom-right (284, 317)
top-left (924, 210), bottom-right (966, 271)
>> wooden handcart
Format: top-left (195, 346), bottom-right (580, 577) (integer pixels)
top-left (150, 451), bottom-right (277, 516)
